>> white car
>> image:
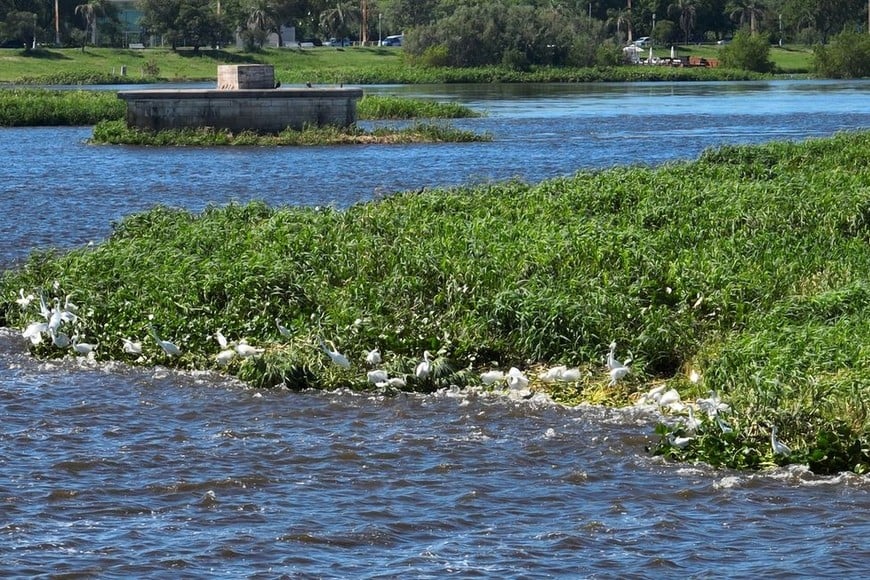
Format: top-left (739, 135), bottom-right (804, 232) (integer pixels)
top-left (633, 37), bottom-right (651, 48)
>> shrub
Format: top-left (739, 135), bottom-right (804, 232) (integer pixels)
top-left (719, 31), bottom-right (774, 73)
top-left (813, 31), bottom-right (870, 79)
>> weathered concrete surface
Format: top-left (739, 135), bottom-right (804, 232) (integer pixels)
top-left (217, 64), bottom-right (276, 89)
top-left (117, 87), bottom-right (364, 133)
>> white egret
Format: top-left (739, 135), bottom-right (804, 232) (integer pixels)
top-left (16, 289), bottom-right (34, 308)
top-left (235, 339), bottom-right (264, 358)
top-left (770, 425), bottom-right (791, 456)
top-left (22, 321), bottom-right (48, 345)
top-left (683, 406), bottom-right (701, 434)
top-left (149, 325), bottom-right (181, 357)
top-left (539, 365), bottom-right (566, 383)
top-left (386, 377), bottom-right (406, 389)
top-left (507, 367), bottom-right (530, 391)
top-left (560, 367), bottom-right (581, 382)
top-left (71, 335), bottom-right (97, 356)
top-left (668, 433), bottom-right (694, 449)
top-left (415, 351), bottom-right (433, 380)
top-left (122, 338), bottom-right (143, 355)
top-left (276, 319), bottom-right (293, 338)
top-left (50, 329), bottom-right (70, 349)
top-left (367, 369), bottom-right (389, 384)
top-left (216, 348), bottom-right (236, 367)
top-left (697, 391), bottom-right (730, 417)
top-left (606, 340), bottom-right (622, 371)
top-left (480, 369), bottom-right (505, 385)
top-left (215, 330), bottom-right (229, 349)
top-left (716, 416), bottom-right (733, 434)
top-left (658, 388), bottom-right (682, 409)
top-left (365, 348), bottom-right (382, 367)
top-left (319, 339), bottom-right (351, 368)
top-left (608, 357), bottom-right (631, 387)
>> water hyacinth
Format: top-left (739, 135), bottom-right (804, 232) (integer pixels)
top-left (1, 131), bottom-right (868, 474)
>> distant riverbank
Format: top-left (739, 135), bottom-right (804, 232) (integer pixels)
top-left (0, 45), bottom-right (811, 86)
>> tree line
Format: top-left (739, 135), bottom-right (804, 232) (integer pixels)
top-left (1, 1), bottom-right (867, 66)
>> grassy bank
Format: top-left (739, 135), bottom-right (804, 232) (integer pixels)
top-left (0, 46), bottom-right (798, 85)
top-left (0, 90), bottom-right (480, 127)
top-left (2, 131), bottom-right (868, 474)
top-left (90, 119), bottom-right (489, 145)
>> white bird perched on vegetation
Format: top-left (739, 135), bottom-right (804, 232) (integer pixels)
top-left (608, 356), bottom-right (631, 387)
top-left (480, 369), bottom-right (505, 385)
top-left (16, 288), bottom-right (34, 309)
top-left (216, 348), bottom-right (236, 367)
top-left (415, 350), bottom-right (433, 380)
top-left (215, 330), bottom-right (230, 350)
top-left (539, 365), bottom-right (566, 383)
top-left (770, 425), bottom-right (791, 456)
top-left (149, 325), bottom-right (181, 357)
top-left (235, 339), bottom-right (264, 359)
top-left (507, 367), bottom-right (530, 391)
top-left (71, 335), bottom-right (97, 356)
top-left (365, 348), bottom-right (382, 367)
top-left (367, 369), bottom-right (389, 384)
top-left (696, 390), bottom-right (730, 417)
top-left (606, 340), bottom-right (621, 370)
top-left (319, 338), bottom-right (351, 368)
top-left (51, 329), bottom-right (70, 349)
top-left (668, 433), bottom-right (694, 449)
top-left (658, 388), bottom-right (682, 411)
top-left (683, 406), bottom-right (702, 434)
top-left (560, 367), bottom-right (581, 382)
top-left (122, 338), bottom-right (142, 355)
top-left (22, 321), bottom-right (48, 345)
top-left (276, 318), bottom-right (293, 338)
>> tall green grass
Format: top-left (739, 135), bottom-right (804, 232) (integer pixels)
top-left (2, 131), bottom-right (868, 473)
top-left (0, 88), bottom-right (124, 126)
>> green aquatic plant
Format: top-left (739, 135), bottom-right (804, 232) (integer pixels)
top-left (89, 120), bottom-right (490, 146)
top-left (0, 88), bottom-right (125, 126)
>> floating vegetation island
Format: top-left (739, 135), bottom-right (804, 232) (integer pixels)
top-left (1, 131), bottom-right (868, 475)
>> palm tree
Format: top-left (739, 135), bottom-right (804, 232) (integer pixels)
top-left (668, 0), bottom-right (696, 45)
top-left (727, 0), bottom-right (765, 35)
top-left (75, 0), bottom-right (104, 45)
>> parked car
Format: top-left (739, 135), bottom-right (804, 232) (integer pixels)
top-left (380, 34), bottom-right (404, 47)
top-left (633, 37), bottom-right (651, 48)
top-left (325, 37), bottom-right (351, 47)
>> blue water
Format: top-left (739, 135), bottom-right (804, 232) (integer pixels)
top-left (1, 80), bottom-right (869, 576)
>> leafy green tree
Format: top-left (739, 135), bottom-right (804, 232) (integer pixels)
top-left (75, 0), bottom-right (102, 44)
top-left (719, 29), bottom-right (773, 71)
top-left (0, 10), bottom-right (37, 49)
top-left (668, 0), bottom-right (696, 44)
top-left (139, 0), bottom-right (220, 52)
top-left (319, 1), bottom-right (360, 40)
top-left (727, 0), bottom-right (765, 34)
top-left (813, 31), bottom-right (870, 78)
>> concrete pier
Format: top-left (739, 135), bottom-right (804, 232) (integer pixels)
top-left (118, 64), bottom-right (363, 133)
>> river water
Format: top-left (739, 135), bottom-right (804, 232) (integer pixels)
top-left (1, 80), bottom-right (869, 576)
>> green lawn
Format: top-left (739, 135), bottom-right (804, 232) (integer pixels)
top-left (654, 43), bottom-right (813, 73)
top-left (0, 43), bottom-right (814, 84)
top-left (0, 46), bottom-right (404, 83)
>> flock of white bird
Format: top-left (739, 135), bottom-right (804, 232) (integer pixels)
top-left (15, 288), bottom-right (790, 457)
